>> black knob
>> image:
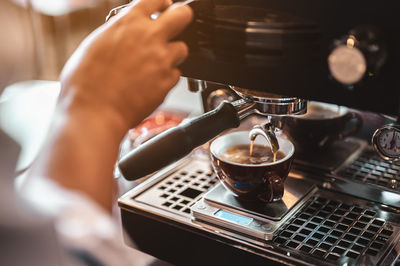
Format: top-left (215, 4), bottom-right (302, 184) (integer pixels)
top-left (328, 25), bottom-right (387, 86)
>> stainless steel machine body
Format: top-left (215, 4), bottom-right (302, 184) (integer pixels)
top-left (117, 1), bottom-right (400, 265)
top-left (119, 145), bottom-right (400, 266)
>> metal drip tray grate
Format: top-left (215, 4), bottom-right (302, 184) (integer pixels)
top-left (133, 159), bottom-right (219, 215)
top-left (273, 194), bottom-right (395, 263)
top-left (337, 149), bottom-right (400, 191)
top-left (120, 154), bottom-right (400, 266)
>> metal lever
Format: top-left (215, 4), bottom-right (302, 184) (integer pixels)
top-left (106, 3), bottom-right (130, 22)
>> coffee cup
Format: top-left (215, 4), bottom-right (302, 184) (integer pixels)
top-left (209, 131), bottom-right (295, 202)
top-left (271, 101), bottom-right (363, 154)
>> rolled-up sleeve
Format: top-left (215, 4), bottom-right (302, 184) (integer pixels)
top-left (19, 176), bottom-right (158, 266)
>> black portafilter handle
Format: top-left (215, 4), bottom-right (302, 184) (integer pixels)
top-left (118, 101), bottom-right (241, 180)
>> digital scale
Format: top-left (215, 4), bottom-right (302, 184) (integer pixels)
top-left (191, 177), bottom-right (317, 243)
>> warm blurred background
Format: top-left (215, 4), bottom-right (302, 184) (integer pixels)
top-left (0, 0), bottom-right (203, 191)
top-left (0, 0), bottom-right (129, 91)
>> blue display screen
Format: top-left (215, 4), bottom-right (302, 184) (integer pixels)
top-left (214, 210), bottom-right (253, 226)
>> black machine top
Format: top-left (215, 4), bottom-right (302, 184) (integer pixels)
top-left (199, 5), bottom-right (314, 28)
top-left (189, 5), bottom-right (319, 59)
top-left (178, 0), bottom-right (400, 116)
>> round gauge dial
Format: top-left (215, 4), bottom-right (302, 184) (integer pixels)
top-left (372, 124), bottom-right (400, 160)
top-left (328, 45), bottom-right (367, 85)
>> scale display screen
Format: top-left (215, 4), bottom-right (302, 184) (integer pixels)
top-left (214, 210), bottom-right (253, 226)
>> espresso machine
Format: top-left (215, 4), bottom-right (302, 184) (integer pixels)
top-left (115, 1), bottom-right (400, 265)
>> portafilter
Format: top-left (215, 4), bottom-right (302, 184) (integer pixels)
top-left (118, 86), bottom-right (307, 180)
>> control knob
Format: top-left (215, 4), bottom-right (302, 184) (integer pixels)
top-left (328, 26), bottom-right (387, 86)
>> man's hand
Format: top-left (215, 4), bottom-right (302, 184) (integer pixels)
top-left (28, 0), bottom-right (193, 211)
top-left (60, 0), bottom-right (193, 132)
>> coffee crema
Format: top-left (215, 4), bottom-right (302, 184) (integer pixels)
top-left (219, 144), bottom-right (285, 165)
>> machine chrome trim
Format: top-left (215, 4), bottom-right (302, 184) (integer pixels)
top-left (231, 86), bottom-right (307, 116)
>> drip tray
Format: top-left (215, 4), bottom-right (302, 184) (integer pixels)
top-left (294, 138), bottom-right (366, 173)
top-left (191, 177), bottom-right (317, 241)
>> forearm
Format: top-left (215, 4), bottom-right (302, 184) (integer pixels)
top-left (26, 0), bottom-right (192, 213)
top-left (30, 95), bottom-right (129, 212)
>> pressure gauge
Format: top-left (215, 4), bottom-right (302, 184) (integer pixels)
top-left (372, 124), bottom-right (400, 161)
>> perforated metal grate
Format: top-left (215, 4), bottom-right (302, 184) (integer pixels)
top-left (134, 160), bottom-right (218, 215)
top-left (338, 149), bottom-right (400, 191)
top-left (273, 195), bottom-right (393, 262)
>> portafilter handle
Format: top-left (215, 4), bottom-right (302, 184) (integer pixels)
top-left (118, 99), bottom-right (255, 180)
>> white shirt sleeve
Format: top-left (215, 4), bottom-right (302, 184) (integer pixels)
top-left (18, 175), bottom-right (159, 266)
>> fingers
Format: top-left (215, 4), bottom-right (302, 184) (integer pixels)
top-left (156, 4), bottom-right (193, 40)
top-left (166, 41), bottom-right (189, 67)
top-left (134, 0), bottom-right (172, 17)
